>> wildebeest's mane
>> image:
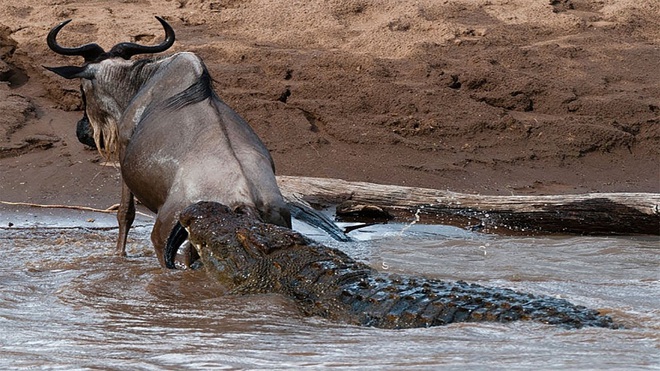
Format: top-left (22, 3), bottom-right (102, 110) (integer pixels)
top-left (163, 67), bottom-right (213, 112)
top-left (129, 57), bottom-right (166, 87)
top-left (138, 63), bottom-right (213, 124)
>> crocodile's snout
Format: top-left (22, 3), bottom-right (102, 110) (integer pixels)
top-left (180, 201), bottom-right (234, 228)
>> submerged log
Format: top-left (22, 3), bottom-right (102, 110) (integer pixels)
top-left (277, 176), bottom-right (660, 235)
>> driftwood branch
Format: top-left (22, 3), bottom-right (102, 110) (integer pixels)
top-left (277, 176), bottom-right (660, 235)
top-left (0, 201), bottom-right (154, 219)
top-left (0, 200), bottom-right (120, 213)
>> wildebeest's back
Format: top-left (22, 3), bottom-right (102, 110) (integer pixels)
top-left (119, 53), bottom-right (289, 226)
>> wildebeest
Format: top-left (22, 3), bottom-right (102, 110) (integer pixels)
top-left (45, 17), bottom-right (293, 267)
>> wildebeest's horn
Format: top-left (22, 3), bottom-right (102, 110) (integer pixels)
top-left (108, 16), bottom-right (175, 60)
top-left (47, 19), bottom-right (106, 62)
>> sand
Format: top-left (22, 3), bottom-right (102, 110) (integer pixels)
top-left (0, 0), bottom-right (658, 208)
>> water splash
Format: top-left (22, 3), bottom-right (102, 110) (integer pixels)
top-left (478, 242), bottom-right (491, 256)
top-left (398, 205), bottom-right (423, 236)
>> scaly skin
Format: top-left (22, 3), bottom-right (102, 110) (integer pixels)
top-left (176, 201), bottom-right (617, 329)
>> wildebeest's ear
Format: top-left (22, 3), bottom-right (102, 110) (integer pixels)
top-left (43, 65), bottom-right (95, 80)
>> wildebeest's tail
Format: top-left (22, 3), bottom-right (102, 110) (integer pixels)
top-left (164, 221), bottom-right (188, 269)
top-left (286, 194), bottom-right (352, 242)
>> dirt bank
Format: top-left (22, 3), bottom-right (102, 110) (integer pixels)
top-left (1, 0), bottom-right (658, 209)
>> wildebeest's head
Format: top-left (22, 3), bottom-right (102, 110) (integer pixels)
top-left (45, 17), bottom-right (175, 158)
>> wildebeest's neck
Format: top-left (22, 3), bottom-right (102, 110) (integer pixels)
top-left (95, 56), bottom-right (169, 110)
top-left (87, 53), bottom-right (211, 158)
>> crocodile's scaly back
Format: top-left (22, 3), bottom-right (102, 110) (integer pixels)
top-left (177, 201), bottom-right (617, 329)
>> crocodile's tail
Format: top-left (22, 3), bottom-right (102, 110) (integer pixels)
top-left (339, 276), bottom-right (617, 329)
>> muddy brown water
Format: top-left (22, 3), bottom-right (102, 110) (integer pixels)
top-left (0, 207), bottom-right (658, 369)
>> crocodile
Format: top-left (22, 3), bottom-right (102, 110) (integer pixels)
top-left (165, 201), bottom-right (618, 329)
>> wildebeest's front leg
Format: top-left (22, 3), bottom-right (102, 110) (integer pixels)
top-left (116, 180), bottom-right (135, 256)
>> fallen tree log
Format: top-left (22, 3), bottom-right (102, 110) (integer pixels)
top-left (277, 176), bottom-right (660, 235)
